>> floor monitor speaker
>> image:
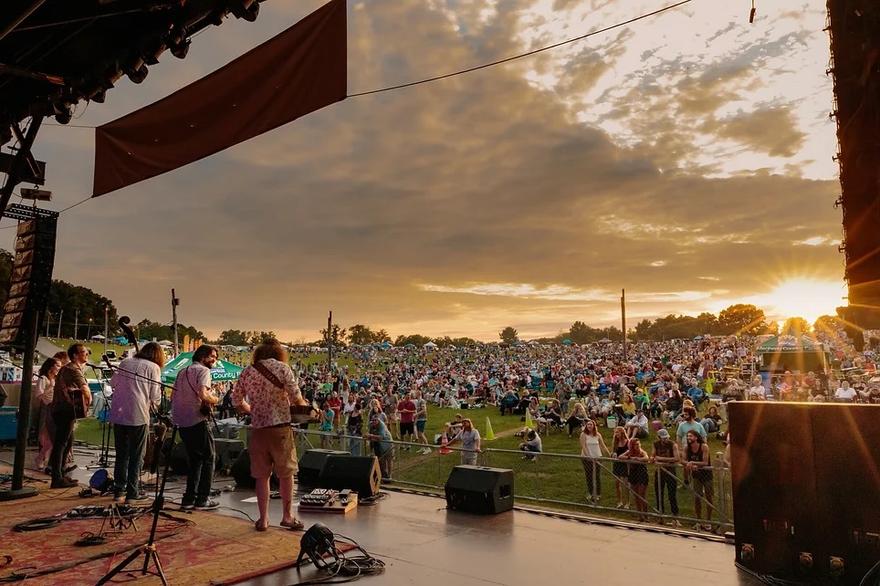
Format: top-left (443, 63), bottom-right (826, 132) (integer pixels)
top-left (297, 449), bottom-right (349, 486)
top-left (444, 465), bottom-right (514, 515)
top-left (317, 455), bottom-right (381, 498)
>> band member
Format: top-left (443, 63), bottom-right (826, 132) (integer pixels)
top-left (50, 344), bottom-right (92, 488)
top-left (232, 340), bottom-right (307, 531)
top-left (109, 342), bottom-right (164, 504)
top-left (171, 345), bottom-right (220, 510)
top-left (34, 357), bottom-right (61, 470)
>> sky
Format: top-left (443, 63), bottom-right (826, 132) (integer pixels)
top-left (4, 0), bottom-right (847, 341)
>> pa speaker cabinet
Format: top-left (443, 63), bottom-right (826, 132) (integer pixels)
top-left (729, 402), bottom-right (880, 584)
top-left (318, 455), bottom-right (381, 498)
top-left (214, 438), bottom-right (245, 473)
top-left (230, 449), bottom-right (278, 489)
top-left (444, 465), bottom-right (513, 515)
top-left (297, 449), bottom-right (349, 486)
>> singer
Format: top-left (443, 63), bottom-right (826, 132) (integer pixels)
top-left (108, 342), bottom-right (165, 504)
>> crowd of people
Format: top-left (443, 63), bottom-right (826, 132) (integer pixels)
top-left (29, 328), bottom-right (876, 531)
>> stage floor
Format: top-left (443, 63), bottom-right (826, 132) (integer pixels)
top-left (6, 445), bottom-right (760, 586)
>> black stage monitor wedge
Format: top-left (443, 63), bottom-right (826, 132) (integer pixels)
top-left (214, 438), bottom-right (245, 474)
top-left (445, 465), bottom-right (514, 515)
top-left (297, 449), bottom-right (349, 487)
top-left (729, 402), bottom-right (880, 584)
top-left (230, 449), bottom-right (278, 489)
top-left (317, 455), bottom-right (381, 499)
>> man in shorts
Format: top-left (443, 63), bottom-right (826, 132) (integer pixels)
top-left (414, 390), bottom-right (430, 454)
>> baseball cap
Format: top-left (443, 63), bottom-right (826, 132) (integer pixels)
top-left (657, 428), bottom-right (670, 439)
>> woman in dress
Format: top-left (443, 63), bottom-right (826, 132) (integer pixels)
top-left (34, 357), bottom-right (61, 471)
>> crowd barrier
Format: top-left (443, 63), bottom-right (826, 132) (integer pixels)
top-left (292, 428), bottom-right (733, 533)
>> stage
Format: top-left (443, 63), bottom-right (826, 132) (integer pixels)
top-left (2, 445), bottom-right (760, 585)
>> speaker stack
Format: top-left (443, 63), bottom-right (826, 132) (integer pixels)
top-left (729, 402), bottom-right (880, 584)
top-left (0, 211), bottom-right (57, 345)
top-left (444, 465), bottom-right (514, 515)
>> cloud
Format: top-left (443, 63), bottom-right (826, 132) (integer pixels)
top-left (8, 0), bottom-right (844, 341)
top-left (705, 107), bottom-right (806, 157)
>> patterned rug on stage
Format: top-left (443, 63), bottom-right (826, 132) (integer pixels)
top-left (0, 475), bottom-right (317, 585)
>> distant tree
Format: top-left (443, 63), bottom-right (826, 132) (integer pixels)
top-left (136, 319), bottom-right (204, 344)
top-left (394, 334), bottom-right (432, 347)
top-left (374, 329), bottom-right (391, 343)
top-left (499, 326), bottom-right (518, 344)
top-left (320, 324), bottom-right (347, 348)
top-left (718, 304), bottom-right (768, 335)
top-left (347, 324), bottom-right (377, 346)
top-left (249, 331), bottom-right (277, 345)
top-left (814, 315), bottom-right (842, 334)
top-left (217, 329), bottom-right (248, 346)
top-left (780, 317), bottom-right (810, 336)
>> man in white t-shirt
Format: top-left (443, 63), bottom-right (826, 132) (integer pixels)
top-left (834, 381), bottom-right (857, 402)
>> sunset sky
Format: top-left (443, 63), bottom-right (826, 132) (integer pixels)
top-left (3, 0), bottom-right (847, 341)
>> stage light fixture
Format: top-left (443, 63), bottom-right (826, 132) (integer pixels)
top-left (142, 42), bottom-right (166, 66)
top-left (91, 87), bottom-right (107, 103)
top-left (124, 58), bottom-right (148, 84)
top-left (230, 0), bottom-right (259, 22)
top-left (170, 39), bottom-right (190, 59)
top-left (53, 102), bottom-right (73, 124)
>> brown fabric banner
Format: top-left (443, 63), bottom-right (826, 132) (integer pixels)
top-left (93, 0), bottom-right (346, 197)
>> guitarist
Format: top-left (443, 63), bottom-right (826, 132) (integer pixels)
top-left (171, 345), bottom-right (220, 510)
top-left (50, 344), bottom-right (92, 488)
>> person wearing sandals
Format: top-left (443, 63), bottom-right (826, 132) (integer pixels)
top-left (232, 340), bottom-right (308, 532)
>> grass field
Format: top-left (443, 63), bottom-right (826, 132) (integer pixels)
top-left (73, 389), bottom-right (732, 528)
top-left (44, 338), bottom-right (132, 359)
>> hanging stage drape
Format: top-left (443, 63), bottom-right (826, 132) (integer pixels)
top-left (93, 0), bottom-right (346, 197)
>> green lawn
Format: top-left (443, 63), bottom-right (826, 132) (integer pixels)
top-left (45, 337), bottom-right (132, 359)
top-left (74, 399), bottom-right (732, 529)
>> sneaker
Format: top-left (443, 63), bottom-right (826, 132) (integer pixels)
top-left (194, 499), bottom-right (219, 510)
top-left (63, 464), bottom-right (78, 475)
top-left (671, 519), bottom-right (682, 528)
top-left (126, 493), bottom-right (152, 504)
top-left (616, 502), bottom-right (624, 509)
top-left (180, 500), bottom-right (195, 511)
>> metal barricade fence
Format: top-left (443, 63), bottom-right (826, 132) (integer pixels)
top-left (292, 429), bottom-right (733, 533)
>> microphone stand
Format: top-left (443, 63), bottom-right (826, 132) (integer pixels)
top-left (85, 363), bottom-right (114, 470)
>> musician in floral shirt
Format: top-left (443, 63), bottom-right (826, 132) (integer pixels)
top-left (232, 340), bottom-right (307, 531)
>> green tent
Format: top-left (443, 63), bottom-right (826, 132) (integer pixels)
top-left (161, 352), bottom-right (243, 384)
top-left (756, 335), bottom-right (829, 373)
top-left (562, 338), bottom-right (573, 346)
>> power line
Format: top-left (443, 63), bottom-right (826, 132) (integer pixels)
top-left (347, 0), bottom-right (695, 97)
top-left (43, 0), bottom-right (696, 130)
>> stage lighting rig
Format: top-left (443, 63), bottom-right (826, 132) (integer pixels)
top-left (124, 58), bottom-right (149, 84)
top-left (230, 0), bottom-right (260, 22)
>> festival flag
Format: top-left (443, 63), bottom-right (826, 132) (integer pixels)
top-left (484, 417), bottom-right (495, 440)
top-left (92, 0), bottom-right (347, 197)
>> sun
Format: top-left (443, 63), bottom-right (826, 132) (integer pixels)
top-left (756, 278), bottom-right (846, 326)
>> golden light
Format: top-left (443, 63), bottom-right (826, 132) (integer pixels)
top-left (755, 278), bottom-right (846, 326)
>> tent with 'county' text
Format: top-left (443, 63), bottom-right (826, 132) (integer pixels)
top-left (161, 352), bottom-right (243, 385)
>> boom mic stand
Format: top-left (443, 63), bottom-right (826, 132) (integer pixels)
top-left (97, 412), bottom-right (177, 586)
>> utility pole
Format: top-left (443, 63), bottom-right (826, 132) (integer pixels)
top-left (45, 310), bottom-right (50, 337)
top-left (327, 310), bottom-right (333, 371)
top-left (74, 308), bottom-right (79, 340)
top-left (171, 289), bottom-right (180, 357)
top-left (57, 309), bottom-right (62, 338)
top-left (621, 288), bottom-right (627, 362)
top-left (103, 305), bottom-right (109, 358)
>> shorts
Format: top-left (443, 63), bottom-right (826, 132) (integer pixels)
top-left (416, 420), bottom-right (426, 433)
top-left (249, 426), bottom-right (296, 479)
top-left (692, 472), bottom-right (714, 498)
top-left (400, 421), bottom-right (415, 435)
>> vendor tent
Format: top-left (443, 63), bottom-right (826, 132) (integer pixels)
top-left (423, 341), bottom-right (438, 349)
top-left (161, 352), bottom-right (243, 384)
top-left (756, 335), bottom-right (829, 373)
top-left (562, 338), bottom-right (573, 346)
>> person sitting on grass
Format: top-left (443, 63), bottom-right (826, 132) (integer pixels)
top-left (699, 404), bottom-right (723, 434)
top-left (499, 388), bottom-right (519, 415)
top-left (624, 408), bottom-right (649, 439)
top-left (519, 428), bottom-right (543, 461)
